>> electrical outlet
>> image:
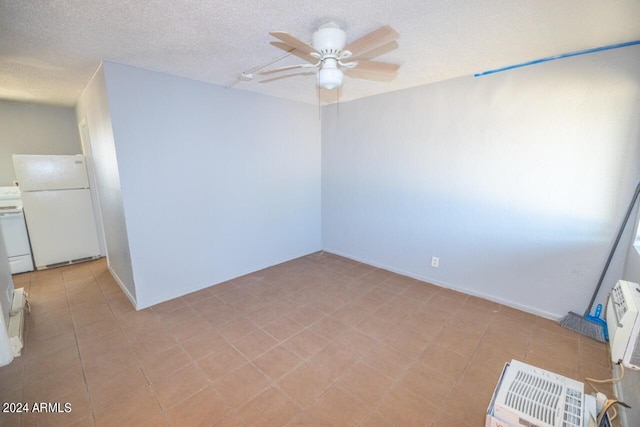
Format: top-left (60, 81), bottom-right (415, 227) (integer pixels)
top-left (431, 256), bottom-right (439, 268)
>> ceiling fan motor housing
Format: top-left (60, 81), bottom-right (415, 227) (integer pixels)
top-left (312, 22), bottom-right (346, 55)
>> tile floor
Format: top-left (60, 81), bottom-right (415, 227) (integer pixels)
top-left (0, 252), bottom-right (616, 426)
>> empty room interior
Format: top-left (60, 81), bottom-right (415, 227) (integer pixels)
top-left (1, 1), bottom-right (640, 426)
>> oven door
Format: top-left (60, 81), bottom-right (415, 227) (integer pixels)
top-left (0, 210), bottom-right (34, 274)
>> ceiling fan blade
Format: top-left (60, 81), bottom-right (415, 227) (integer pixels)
top-left (351, 41), bottom-right (398, 60)
top-left (270, 42), bottom-right (318, 64)
top-left (269, 32), bottom-right (318, 56)
top-left (344, 25), bottom-right (399, 58)
top-left (353, 60), bottom-right (399, 74)
top-left (259, 64), bottom-right (316, 75)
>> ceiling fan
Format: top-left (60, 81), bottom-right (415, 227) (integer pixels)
top-left (260, 22), bottom-right (400, 90)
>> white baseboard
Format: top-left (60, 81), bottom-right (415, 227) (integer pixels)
top-left (107, 262), bottom-right (137, 309)
top-left (322, 247), bottom-right (561, 321)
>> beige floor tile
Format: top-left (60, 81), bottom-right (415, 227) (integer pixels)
top-left (203, 304), bottom-right (243, 327)
top-left (418, 343), bottom-right (469, 380)
top-left (237, 386), bottom-right (300, 427)
top-left (9, 256), bottom-right (620, 426)
top-left (94, 386), bottom-right (162, 427)
top-left (262, 315), bottom-right (305, 342)
top-left (23, 363), bottom-right (86, 402)
top-left (180, 288), bottom-right (214, 305)
top-left (377, 384), bottom-right (439, 427)
top-left (0, 388), bottom-right (23, 426)
top-left (308, 316), bottom-right (349, 340)
top-left (34, 385), bottom-right (93, 427)
top-left (139, 344), bottom-right (192, 384)
top-left (24, 346), bottom-right (82, 385)
top-left (87, 365), bottom-right (149, 410)
top-left (354, 315), bottom-right (397, 341)
top-left (308, 343), bottom-right (358, 380)
top-left (231, 294), bottom-right (267, 315)
top-left (287, 305), bottom-right (326, 326)
top-left (214, 363), bottom-right (270, 408)
top-left (277, 363), bottom-right (333, 408)
top-left (70, 301), bottom-right (114, 329)
top-left (197, 343), bottom-right (248, 381)
top-left (165, 385), bottom-right (229, 427)
top-left (75, 318), bottom-right (121, 346)
top-left (24, 329), bottom-right (77, 360)
top-left (244, 304), bottom-right (287, 326)
top-left (218, 317), bottom-right (258, 341)
top-left (168, 314), bottom-right (214, 342)
top-left (454, 362), bottom-right (502, 400)
top-left (115, 307), bottom-right (159, 330)
top-left (331, 303), bottom-right (371, 326)
top-left (155, 306), bottom-right (200, 331)
top-left (180, 327), bottom-right (228, 360)
top-left (337, 362), bottom-right (394, 406)
top-left (151, 298), bottom-right (188, 314)
top-left (189, 294), bottom-right (226, 314)
top-left (382, 328), bottom-right (430, 358)
top-left (151, 363), bottom-right (209, 409)
top-left (81, 345), bottom-right (139, 387)
top-left (482, 325), bottom-right (530, 357)
top-left (433, 410), bottom-right (472, 427)
top-left (233, 329), bottom-right (279, 359)
top-left (361, 343), bottom-right (412, 381)
top-left (443, 385), bottom-right (490, 426)
top-left (283, 329), bottom-right (330, 359)
top-left (0, 361), bottom-right (24, 396)
top-left (332, 327), bottom-right (378, 359)
top-left (307, 385), bottom-right (369, 427)
top-left (214, 414), bottom-right (246, 427)
top-left (397, 362), bottom-right (455, 406)
top-left (129, 328), bottom-right (178, 358)
top-left (361, 412), bottom-right (393, 427)
top-left (253, 345), bottom-right (303, 380)
top-left (432, 324), bottom-right (482, 358)
top-left (471, 342), bottom-right (520, 376)
top-left (26, 310), bottom-right (75, 341)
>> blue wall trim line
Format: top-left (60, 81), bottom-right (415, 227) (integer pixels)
top-left (474, 40), bottom-right (640, 77)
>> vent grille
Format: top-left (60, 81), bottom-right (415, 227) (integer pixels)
top-left (505, 370), bottom-right (563, 425)
top-left (494, 360), bottom-right (588, 427)
top-left (611, 284), bottom-right (628, 322)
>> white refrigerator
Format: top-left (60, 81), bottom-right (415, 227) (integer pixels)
top-left (12, 154), bottom-right (101, 269)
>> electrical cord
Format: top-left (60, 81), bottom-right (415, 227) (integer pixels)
top-left (585, 360), bottom-right (625, 393)
top-left (597, 398), bottom-right (630, 425)
top-left (584, 361), bottom-right (630, 425)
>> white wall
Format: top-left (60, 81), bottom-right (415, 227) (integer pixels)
top-left (75, 65), bottom-right (136, 301)
top-left (0, 100), bottom-right (81, 185)
top-left (322, 46), bottom-right (640, 319)
top-left (101, 62), bottom-right (321, 309)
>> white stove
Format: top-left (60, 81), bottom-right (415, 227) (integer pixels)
top-left (0, 187), bottom-right (34, 274)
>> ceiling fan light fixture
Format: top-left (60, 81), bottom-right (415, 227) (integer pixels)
top-left (318, 67), bottom-right (343, 90)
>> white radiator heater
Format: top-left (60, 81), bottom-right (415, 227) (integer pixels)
top-left (606, 280), bottom-right (640, 370)
top-left (486, 359), bottom-right (597, 427)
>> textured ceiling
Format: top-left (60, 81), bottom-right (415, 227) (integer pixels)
top-left (1, 1), bottom-right (640, 107)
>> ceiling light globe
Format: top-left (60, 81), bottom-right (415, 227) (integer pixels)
top-left (318, 68), bottom-right (343, 90)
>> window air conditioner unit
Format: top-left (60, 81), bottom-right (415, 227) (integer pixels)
top-left (486, 359), bottom-right (598, 427)
top-left (606, 280), bottom-right (640, 369)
